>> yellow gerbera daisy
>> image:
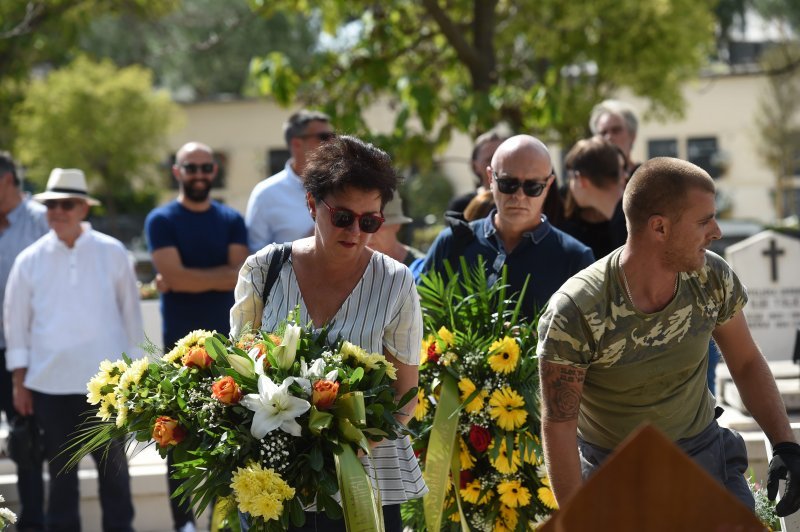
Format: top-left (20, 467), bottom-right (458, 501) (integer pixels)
top-left (489, 387), bottom-right (528, 431)
top-left (458, 378), bottom-right (488, 413)
top-left (437, 326), bottom-right (455, 346)
top-left (459, 479), bottom-right (481, 504)
top-left (420, 339), bottom-right (431, 364)
top-left (414, 389), bottom-right (429, 421)
top-left (500, 504), bottom-right (519, 529)
top-left (497, 479), bottom-right (532, 508)
top-left (488, 336), bottom-right (520, 374)
top-left (459, 437), bottom-right (475, 469)
top-left (489, 437), bottom-right (521, 474)
top-left (538, 486), bottom-right (558, 510)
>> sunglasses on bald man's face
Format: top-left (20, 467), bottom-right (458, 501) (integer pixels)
top-left (492, 170), bottom-right (553, 197)
top-left (319, 199), bottom-right (384, 233)
top-left (181, 162), bottom-right (215, 174)
top-left (44, 199), bottom-right (80, 211)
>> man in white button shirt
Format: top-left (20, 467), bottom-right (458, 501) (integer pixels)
top-left (245, 109), bottom-right (335, 252)
top-left (4, 168), bottom-right (141, 532)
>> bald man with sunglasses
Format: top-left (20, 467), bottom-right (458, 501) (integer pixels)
top-left (419, 135), bottom-right (594, 319)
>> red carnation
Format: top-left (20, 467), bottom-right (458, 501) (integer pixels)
top-left (427, 343), bottom-right (440, 364)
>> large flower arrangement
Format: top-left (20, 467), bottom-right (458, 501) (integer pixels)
top-left (67, 312), bottom-right (414, 531)
top-left (404, 260), bottom-right (556, 531)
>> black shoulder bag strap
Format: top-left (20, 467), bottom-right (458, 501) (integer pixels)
top-left (261, 242), bottom-right (292, 301)
top-left (444, 211), bottom-right (477, 267)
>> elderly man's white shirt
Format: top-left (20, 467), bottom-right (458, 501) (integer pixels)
top-left (245, 162), bottom-right (314, 252)
top-left (3, 225), bottom-right (144, 394)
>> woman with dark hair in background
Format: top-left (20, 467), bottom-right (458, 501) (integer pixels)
top-left (230, 135), bottom-right (426, 532)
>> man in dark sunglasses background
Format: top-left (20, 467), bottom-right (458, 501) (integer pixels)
top-left (418, 135), bottom-right (595, 320)
top-left (245, 109), bottom-right (335, 252)
top-left (144, 142), bottom-right (248, 532)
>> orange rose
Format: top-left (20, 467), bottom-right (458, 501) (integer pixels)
top-left (212, 376), bottom-right (242, 405)
top-left (152, 416), bottom-right (186, 447)
top-left (312, 380), bottom-right (339, 410)
top-left (182, 346), bottom-right (212, 369)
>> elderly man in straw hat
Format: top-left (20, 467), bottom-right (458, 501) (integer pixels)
top-left (4, 168), bottom-right (141, 531)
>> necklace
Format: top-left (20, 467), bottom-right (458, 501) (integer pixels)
top-left (621, 265), bottom-right (678, 309)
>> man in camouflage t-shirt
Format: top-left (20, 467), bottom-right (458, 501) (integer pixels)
top-left (538, 157), bottom-right (800, 516)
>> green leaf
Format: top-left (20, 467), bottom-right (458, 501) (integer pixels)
top-left (204, 336), bottom-right (226, 361)
top-left (309, 444), bottom-right (324, 472)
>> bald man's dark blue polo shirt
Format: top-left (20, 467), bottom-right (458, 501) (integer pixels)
top-left (419, 210), bottom-right (595, 320)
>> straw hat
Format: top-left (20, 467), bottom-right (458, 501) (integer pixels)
top-left (33, 168), bottom-right (101, 206)
top-left (382, 196), bottom-right (412, 225)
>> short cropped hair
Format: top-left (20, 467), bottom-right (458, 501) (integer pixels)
top-left (304, 135), bottom-right (399, 207)
top-left (0, 152), bottom-right (20, 186)
top-left (589, 99), bottom-right (639, 137)
top-left (283, 109), bottom-right (331, 147)
top-left (623, 157), bottom-right (715, 233)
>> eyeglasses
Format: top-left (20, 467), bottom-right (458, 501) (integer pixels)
top-left (319, 199), bottom-right (384, 233)
top-left (44, 199), bottom-right (80, 211)
top-left (492, 170), bottom-right (553, 197)
top-left (181, 162), bottom-right (215, 174)
top-left (297, 132), bottom-right (336, 142)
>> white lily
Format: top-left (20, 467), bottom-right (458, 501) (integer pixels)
top-left (241, 375), bottom-right (310, 438)
top-left (227, 353), bottom-right (254, 376)
top-left (273, 324), bottom-right (302, 370)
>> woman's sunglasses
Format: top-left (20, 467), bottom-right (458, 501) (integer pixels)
top-left (492, 170), bottom-right (553, 197)
top-left (319, 199), bottom-right (384, 233)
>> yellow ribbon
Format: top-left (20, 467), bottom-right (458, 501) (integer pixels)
top-left (331, 391), bottom-right (384, 531)
top-left (423, 373), bottom-right (465, 531)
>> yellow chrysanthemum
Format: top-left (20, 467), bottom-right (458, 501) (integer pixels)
top-left (497, 479), bottom-right (532, 508)
top-left (115, 402), bottom-right (129, 428)
top-left (98, 401), bottom-right (114, 421)
top-left (414, 390), bottom-right (429, 421)
top-left (489, 437), bottom-right (521, 474)
top-left (538, 486), bottom-right (558, 510)
top-left (459, 479), bottom-right (481, 504)
top-left (488, 336), bottom-right (520, 374)
top-left (458, 378), bottom-right (488, 414)
top-left (448, 511), bottom-right (460, 522)
top-left (118, 358), bottom-right (149, 394)
top-left (230, 463), bottom-right (295, 521)
top-left (163, 329), bottom-right (214, 364)
top-left (489, 387), bottom-right (528, 431)
top-left (437, 326), bottom-right (455, 346)
top-left (500, 504), bottom-right (519, 529)
top-left (459, 437), bottom-right (475, 469)
top-left (340, 342), bottom-right (386, 372)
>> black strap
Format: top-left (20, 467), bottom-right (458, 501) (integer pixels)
top-left (261, 242), bottom-right (292, 301)
top-left (444, 211), bottom-right (477, 267)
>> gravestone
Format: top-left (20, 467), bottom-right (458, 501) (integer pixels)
top-left (726, 230), bottom-right (800, 362)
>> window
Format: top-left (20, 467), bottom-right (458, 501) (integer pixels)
top-left (647, 139), bottom-right (678, 159)
top-left (687, 137), bottom-right (720, 178)
top-left (267, 149), bottom-right (290, 177)
top-left (165, 151), bottom-right (228, 189)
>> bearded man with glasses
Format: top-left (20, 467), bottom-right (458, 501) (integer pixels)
top-left (419, 135), bottom-right (594, 319)
top-left (144, 142), bottom-right (249, 532)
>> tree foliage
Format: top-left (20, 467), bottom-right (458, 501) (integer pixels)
top-left (78, 0), bottom-right (318, 99)
top-left (755, 43), bottom-right (800, 220)
top-left (0, 0), bottom-right (178, 147)
top-left (12, 56), bottom-right (179, 223)
top-left (249, 0), bottom-right (717, 166)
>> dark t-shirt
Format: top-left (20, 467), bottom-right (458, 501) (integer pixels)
top-left (558, 200), bottom-right (627, 260)
top-left (144, 200), bottom-right (247, 348)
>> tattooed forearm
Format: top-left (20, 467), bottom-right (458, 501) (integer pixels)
top-left (540, 361), bottom-right (585, 422)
